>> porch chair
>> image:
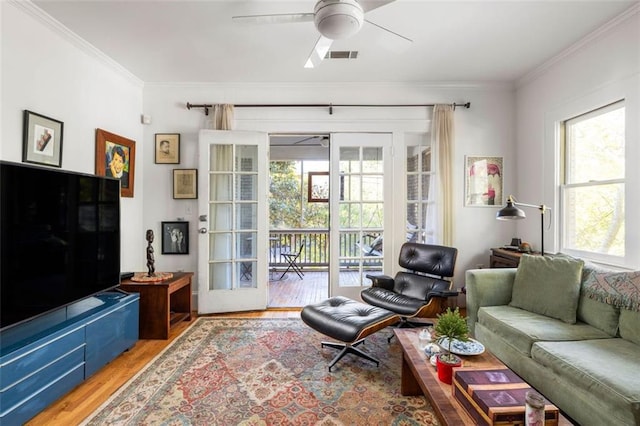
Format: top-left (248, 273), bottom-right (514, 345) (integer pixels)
top-left (360, 242), bottom-right (459, 342)
top-left (279, 239), bottom-right (305, 280)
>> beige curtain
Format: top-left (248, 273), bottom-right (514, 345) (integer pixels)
top-left (430, 104), bottom-right (455, 246)
top-left (211, 104), bottom-right (235, 130)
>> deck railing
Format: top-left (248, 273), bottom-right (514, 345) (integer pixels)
top-left (268, 229), bottom-right (381, 270)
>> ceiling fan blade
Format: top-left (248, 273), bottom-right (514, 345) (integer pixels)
top-left (365, 19), bottom-right (413, 43)
top-left (304, 36), bottom-right (333, 69)
top-left (232, 13), bottom-right (314, 25)
top-left (359, 0), bottom-right (396, 13)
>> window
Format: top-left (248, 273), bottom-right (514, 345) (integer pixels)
top-left (561, 101), bottom-right (625, 261)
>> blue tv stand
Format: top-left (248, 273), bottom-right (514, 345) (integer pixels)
top-left (0, 291), bottom-right (139, 425)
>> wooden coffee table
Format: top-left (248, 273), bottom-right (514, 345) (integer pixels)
top-left (394, 328), bottom-right (572, 425)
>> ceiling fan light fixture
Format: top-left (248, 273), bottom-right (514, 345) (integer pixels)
top-left (314, 0), bottom-right (364, 40)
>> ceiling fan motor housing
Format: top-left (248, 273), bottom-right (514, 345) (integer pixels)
top-left (314, 0), bottom-right (364, 40)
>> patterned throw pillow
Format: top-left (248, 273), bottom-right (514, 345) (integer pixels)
top-left (510, 254), bottom-right (584, 324)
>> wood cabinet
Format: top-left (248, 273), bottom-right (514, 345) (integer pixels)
top-left (489, 248), bottom-right (525, 268)
top-left (0, 292), bottom-right (139, 425)
top-left (119, 272), bottom-right (193, 339)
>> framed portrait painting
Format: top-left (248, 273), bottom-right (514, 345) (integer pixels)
top-left (22, 110), bottom-right (64, 167)
top-left (162, 221), bottom-right (189, 254)
top-left (155, 133), bottom-right (180, 164)
top-left (465, 156), bottom-right (503, 207)
top-left (95, 128), bottom-right (136, 198)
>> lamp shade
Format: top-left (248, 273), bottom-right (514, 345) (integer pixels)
top-left (496, 201), bottom-right (526, 220)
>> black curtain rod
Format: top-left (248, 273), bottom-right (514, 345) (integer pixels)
top-left (186, 102), bottom-right (471, 116)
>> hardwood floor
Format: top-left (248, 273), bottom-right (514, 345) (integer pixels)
top-left (26, 311), bottom-right (299, 426)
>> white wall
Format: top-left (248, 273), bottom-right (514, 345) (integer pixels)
top-left (1, 2), bottom-right (145, 271)
top-left (142, 83), bottom-right (517, 294)
top-left (516, 6), bottom-right (640, 267)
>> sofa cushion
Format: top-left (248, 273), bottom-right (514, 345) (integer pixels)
top-left (619, 308), bottom-right (640, 345)
top-left (510, 254), bottom-right (583, 323)
top-left (531, 339), bottom-right (640, 422)
top-left (577, 294), bottom-right (620, 336)
top-left (477, 305), bottom-right (610, 356)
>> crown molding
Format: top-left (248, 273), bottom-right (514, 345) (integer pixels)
top-left (517, 3), bottom-right (640, 88)
top-left (144, 80), bottom-right (514, 91)
top-left (9, 0), bottom-right (144, 88)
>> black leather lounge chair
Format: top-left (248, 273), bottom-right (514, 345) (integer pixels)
top-left (361, 242), bottom-right (459, 341)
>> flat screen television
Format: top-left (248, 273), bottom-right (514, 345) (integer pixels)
top-left (0, 161), bottom-right (121, 331)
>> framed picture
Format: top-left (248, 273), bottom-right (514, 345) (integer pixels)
top-left (22, 110), bottom-right (64, 167)
top-left (162, 221), bottom-right (189, 254)
top-left (173, 169), bottom-right (198, 199)
top-left (308, 171), bottom-right (329, 202)
top-left (155, 133), bottom-right (180, 164)
top-left (95, 128), bottom-right (136, 198)
top-left (465, 156), bottom-right (503, 207)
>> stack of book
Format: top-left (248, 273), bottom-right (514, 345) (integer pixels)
top-left (452, 367), bottom-right (559, 426)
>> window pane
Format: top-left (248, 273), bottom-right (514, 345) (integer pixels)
top-left (566, 104), bottom-right (624, 183)
top-left (563, 183), bottom-right (624, 256)
top-left (407, 174), bottom-right (418, 201)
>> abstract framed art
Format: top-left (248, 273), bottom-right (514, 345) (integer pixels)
top-left (465, 156), bottom-right (503, 207)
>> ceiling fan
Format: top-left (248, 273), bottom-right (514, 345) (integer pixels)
top-left (232, 0), bottom-right (412, 68)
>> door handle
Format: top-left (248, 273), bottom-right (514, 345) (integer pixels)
top-left (199, 227), bottom-right (208, 234)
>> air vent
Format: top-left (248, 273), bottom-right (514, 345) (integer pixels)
top-left (324, 51), bottom-right (358, 59)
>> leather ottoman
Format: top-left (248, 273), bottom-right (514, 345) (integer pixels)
top-left (301, 296), bottom-right (399, 371)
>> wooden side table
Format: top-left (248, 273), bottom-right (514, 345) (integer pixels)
top-left (119, 272), bottom-right (193, 339)
top-left (489, 248), bottom-right (525, 268)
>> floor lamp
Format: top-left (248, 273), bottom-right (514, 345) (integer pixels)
top-left (496, 195), bottom-right (551, 256)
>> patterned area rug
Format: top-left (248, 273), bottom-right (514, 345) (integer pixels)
top-left (82, 318), bottom-right (437, 425)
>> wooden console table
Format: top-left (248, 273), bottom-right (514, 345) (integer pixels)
top-left (490, 247), bottom-right (525, 268)
top-left (119, 272), bottom-right (193, 339)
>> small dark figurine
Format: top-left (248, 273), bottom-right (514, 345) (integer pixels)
top-left (146, 229), bottom-right (155, 277)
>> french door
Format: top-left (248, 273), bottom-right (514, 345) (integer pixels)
top-left (197, 130), bottom-right (269, 314)
top-left (329, 133), bottom-right (393, 300)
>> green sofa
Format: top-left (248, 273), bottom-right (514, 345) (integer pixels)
top-left (465, 256), bottom-right (640, 426)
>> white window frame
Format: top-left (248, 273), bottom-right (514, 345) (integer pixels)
top-left (559, 101), bottom-right (625, 265)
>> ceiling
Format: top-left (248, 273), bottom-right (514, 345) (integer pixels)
top-left (33, 0), bottom-right (636, 84)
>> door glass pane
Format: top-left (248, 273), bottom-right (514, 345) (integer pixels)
top-left (339, 203), bottom-right (361, 228)
top-left (342, 175), bottom-right (361, 201)
top-left (362, 175), bottom-right (383, 201)
top-left (210, 263), bottom-right (231, 290)
top-left (363, 147), bottom-right (383, 172)
top-left (407, 175), bottom-right (418, 201)
top-left (238, 261), bottom-right (256, 286)
top-left (210, 174), bottom-right (232, 201)
top-left (236, 175), bottom-right (257, 200)
top-left (339, 147), bottom-right (360, 173)
top-left (210, 145), bottom-right (232, 171)
top-left (210, 233), bottom-right (232, 260)
top-left (362, 203), bottom-right (383, 229)
top-left (237, 232), bottom-right (256, 258)
top-left (421, 175), bottom-right (430, 198)
top-left (210, 203), bottom-right (232, 231)
top-left (236, 204), bottom-right (257, 230)
top-left (236, 145), bottom-right (258, 172)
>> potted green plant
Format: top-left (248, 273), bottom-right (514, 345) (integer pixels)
top-left (434, 307), bottom-right (470, 384)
